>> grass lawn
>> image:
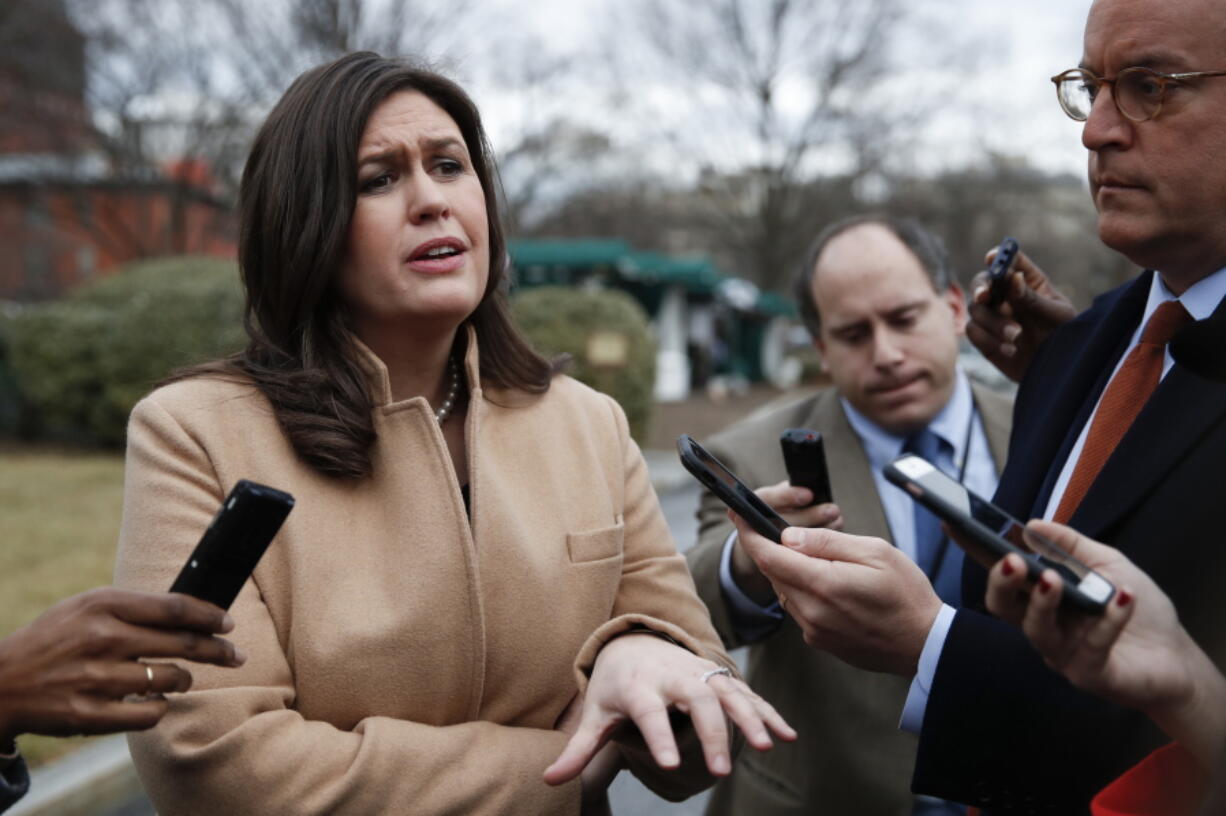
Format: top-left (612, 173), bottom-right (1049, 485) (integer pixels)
top-left (1, 446), bottom-right (127, 766)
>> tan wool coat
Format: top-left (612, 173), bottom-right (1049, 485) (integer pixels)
top-left (113, 329), bottom-right (733, 815)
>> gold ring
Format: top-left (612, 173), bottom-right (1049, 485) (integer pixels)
top-left (144, 663), bottom-right (155, 696)
top-left (778, 593), bottom-right (788, 612)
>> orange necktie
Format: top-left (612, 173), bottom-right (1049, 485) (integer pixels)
top-left (1053, 300), bottom-right (1192, 524)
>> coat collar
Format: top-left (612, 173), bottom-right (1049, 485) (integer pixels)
top-left (351, 323), bottom-right (484, 410)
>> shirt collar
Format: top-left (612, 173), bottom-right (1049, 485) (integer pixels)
top-left (1145, 266), bottom-right (1226, 325)
top-left (840, 369), bottom-right (975, 473)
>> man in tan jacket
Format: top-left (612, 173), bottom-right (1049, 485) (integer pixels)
top-left (687, 216), bottom-right (1013, 815)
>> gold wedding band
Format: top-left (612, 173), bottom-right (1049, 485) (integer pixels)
top-left (699, 667), bottom-right (732, 684)
top-left (143, 663), bottom-right (155, 696)
top-left (778, 594), bottom-right (788, 612)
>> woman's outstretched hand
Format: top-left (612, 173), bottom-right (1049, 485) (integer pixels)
top-left (543, 633), bottom-right (794, 787)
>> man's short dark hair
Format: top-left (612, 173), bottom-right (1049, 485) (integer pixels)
top-left (793, 215), bottom-right (956, 337)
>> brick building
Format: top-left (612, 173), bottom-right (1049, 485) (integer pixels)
top-left (0, 0), bottom-right (236, 302)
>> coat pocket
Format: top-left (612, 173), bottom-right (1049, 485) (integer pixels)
top-left (566, 520), bottom-right (625, 563)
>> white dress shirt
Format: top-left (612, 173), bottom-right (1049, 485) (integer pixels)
top-left (718, 370), bottom-right (999, 635)
top-left (901, 266), bottom-right (1226, 734)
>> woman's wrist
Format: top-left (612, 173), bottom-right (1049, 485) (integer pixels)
top-left (1147, 640), bottom-right (1226, 769)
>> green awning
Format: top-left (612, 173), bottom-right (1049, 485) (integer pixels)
top-left (509, 239), bottom-right (632, 268)
top-left (508, 237), bottom-right (789, 313)
top-left (755, 291), bottom-right (796, 317)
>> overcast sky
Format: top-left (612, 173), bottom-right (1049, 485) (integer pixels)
top-left (466, 0), bottom-right (1097, 182)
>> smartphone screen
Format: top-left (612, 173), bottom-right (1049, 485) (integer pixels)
top-left (677, 435), bottom-right (789, 542)
top-left (888, 455), bottom-right (1114, 609)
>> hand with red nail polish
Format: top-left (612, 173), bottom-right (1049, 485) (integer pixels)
top-left (984, 520), bottom-right (1226, 767)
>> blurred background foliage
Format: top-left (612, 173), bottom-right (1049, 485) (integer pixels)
top-left (512, 286), bottom-right (657, 443)
top-left (5, 256), bottom-right (245, 444)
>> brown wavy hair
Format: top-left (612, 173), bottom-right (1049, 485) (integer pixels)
top-left (170, 53), bottom-right (554, 479)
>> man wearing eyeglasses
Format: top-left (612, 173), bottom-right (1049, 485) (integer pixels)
top-left (725, 0), bottom-right (1226, 811)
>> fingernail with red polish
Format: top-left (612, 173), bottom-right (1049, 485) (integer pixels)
top-left (1037, 576), bottom-right (1052, 594)
top-left (1116, 589), bottom-right (1133, 607)
top-left (1001, 558), bottom-right (1015, 577)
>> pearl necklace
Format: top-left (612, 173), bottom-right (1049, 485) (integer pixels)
top-left (434, 356), bottom-right (461, 425)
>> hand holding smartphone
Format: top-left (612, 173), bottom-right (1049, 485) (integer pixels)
top-left (169, 480), bottom-right (295, 610)
top-left (677, 435), bottom-right (789, 543)
top-left (884, 454), bottom-right (1114, 613)
top-left (780, 429), bottom-right (833, 507)
top-left (985, 237), bottom-right (1021, 308)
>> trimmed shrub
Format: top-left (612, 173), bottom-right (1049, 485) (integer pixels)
top-left (511, 286), bottom-right (657, 443)
top-left (0, 303), bottom-right (32, 437)
top-left (6, 256), bottom-right (245, 445)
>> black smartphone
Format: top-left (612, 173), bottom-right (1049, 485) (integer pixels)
top-left (985, 237), bottom-right (1021, 308)
top-left (780, 428), bottom-right (833, 507)
top-left (169, 480), bottom-right (295, 610)
top-left (883, 454), bottom-right (1114, 613)
top-left (677, 434), bottom-right (789, 543)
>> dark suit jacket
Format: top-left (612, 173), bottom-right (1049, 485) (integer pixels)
top-left (687, 381), bottom-right (1013, 816)
top-left (914, 271), bottom-right (1226, 813)
top-left (0, 755), bottom-right (29, 814)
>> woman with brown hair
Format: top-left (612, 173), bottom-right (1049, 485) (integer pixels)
top-left (113, 52), bottom-right (791, 814)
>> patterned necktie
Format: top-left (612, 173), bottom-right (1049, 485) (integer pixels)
top-left (1054, 300), bottom-right (1193, 524)
top-left (903, 428), bottom-right (963, 606)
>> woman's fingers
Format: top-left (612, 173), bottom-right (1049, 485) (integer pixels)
top-left (624, 695), bottom-right (681, 771)
top-left (1078, 587), bottom-right (1136, 658)
top-left (732, 678), bottom-right (796, 742)
top-left (1020, 569), bottom-right (1068, 659)
top-left (985, 554), bottom-right (1032, 624)
top-left (705, 675), bottom-right (773, 751)
top-left (544, 711), bottom-right (611, 786)
top-left (674, 681), bottom-right (731, 775)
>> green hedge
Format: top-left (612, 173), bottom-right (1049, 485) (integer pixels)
top-left (0, 305), bottom-right (30, 437)
top-left (6, 256), bottom-right (246, 445)
top-left (511, 286), bottom-right (657, 443)
top-left (7, 268), bottom-right (660, 447)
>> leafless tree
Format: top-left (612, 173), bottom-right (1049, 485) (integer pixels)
top-left (0, 0), bottom-right (478, 263)
top-left (72, 0), bottom-right (474, 192)
top-left (601, 0), bottom-right (961, 291)
top-left (884, 154), bottom-right (1135, 310)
